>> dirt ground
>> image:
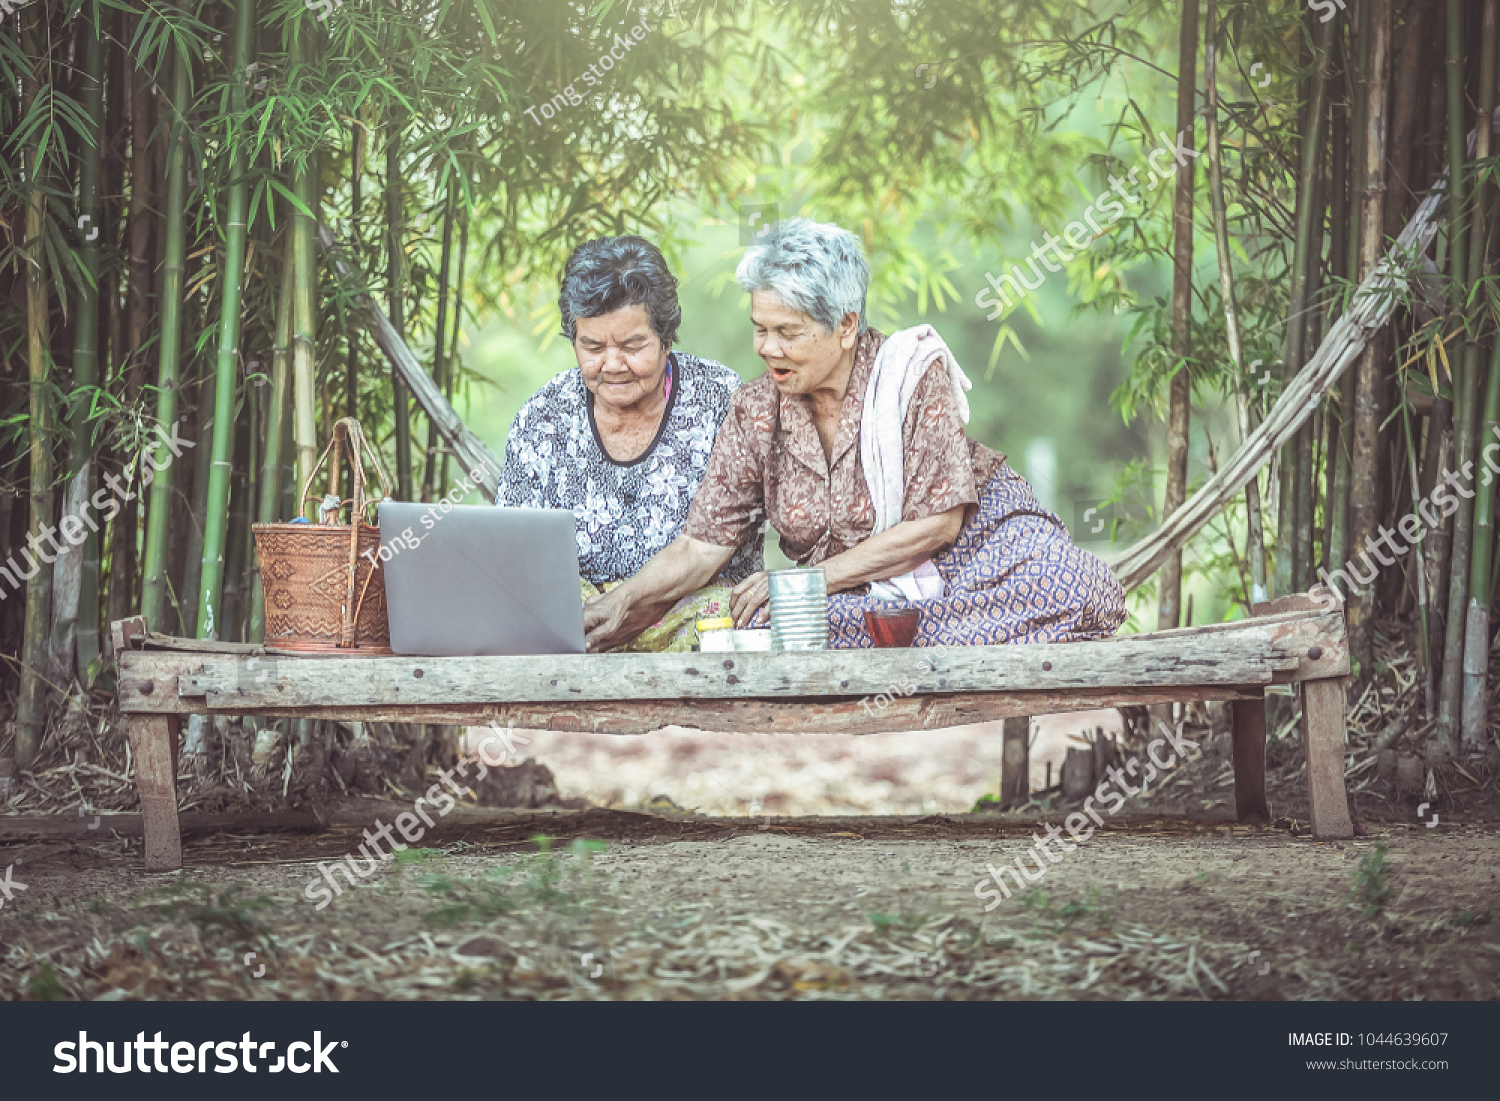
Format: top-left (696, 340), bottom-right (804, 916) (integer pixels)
top-left (2, 805), bottom-right (1498, 1000)
top-left (3, 705), bottom-right (1498, 1001)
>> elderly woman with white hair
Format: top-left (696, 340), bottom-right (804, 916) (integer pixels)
top-left (582, 218), bottom-right (1124, 652)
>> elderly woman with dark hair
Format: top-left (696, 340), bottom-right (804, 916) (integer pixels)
top-left (497, 235), bottom-right (762, 650)
top-left (583, 218), bottom-right (1125, 652)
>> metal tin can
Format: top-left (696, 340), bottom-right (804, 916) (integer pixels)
top-left (768, 567), bottom-right (829, 650)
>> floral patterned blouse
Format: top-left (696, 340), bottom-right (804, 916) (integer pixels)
top-left (496, 351), bottom-right (763, 588)
top-left (684, 329), bottom-right (1005, 565)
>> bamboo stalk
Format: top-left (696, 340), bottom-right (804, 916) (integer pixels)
top-left (223, 373), bottom-right (252, 642)
top-left (292, 133), bottom-right (320, 502)
top-left (69, 6), bottom-right (106, 680)
top-left (248, 233), bottom-right (295, 641)
top-left (1446, 0), bottom-right (1468, 300)
top-left (16, 4), bottom-right (54, 768)
top-left (196, 0), bottom-right (255, 640)
top-left (439, 214), bottom-right (468, 496)
top-left (422, 176), bottom-right (456, 502)
top-left (1205, 0), bottom-right (1267, 604)
top-left (1460, 335), bottom-right (1500, 740)
top-left (181, 366), bottom-right (214, 636)
top-left (1347, 0), bottom-right (1392, 677)
top-left (1460, 3), bottom-right (1500, 746)
top-left (109, 10), bottom-right (155, 636)
top-left (1438, 0), bottom-right (1495, 751)
top-left (1401, 395), bottom-right (1435, 716)
top-left (347, 122), bottom-right (362, 421)
top-left (1330, 15), bottom-right (1362, 584)
top-left (1327, 21), bottom-right (1353, 576)
top-left (1422, 2), bottom-right (1468, 676)
top-left (387, 122), bottom-right (413, 499)
top-left (140, 29), bottom-right (193, 631)
top-left (1158, 0), bottom-right (1199, 631)
top-left (1286, 11), bottom-right (1335, 597)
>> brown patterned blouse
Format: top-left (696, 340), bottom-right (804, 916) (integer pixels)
top-left (685, 329), bottom-right (1005, 566)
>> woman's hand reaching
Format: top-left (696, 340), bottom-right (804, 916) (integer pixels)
top-left (730, 570), bottom-right (771, 627)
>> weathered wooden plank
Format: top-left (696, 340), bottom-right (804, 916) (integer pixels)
top-left (111, 615), bottom-right (148, 654)
top-left (127, 714), bottom-right (182, 872)
top-left (117, 685), bottom-right (1264, 733)
top-left (0, 811), bottom-right (327, 840)
top-left (169, 616), bottom-right (1343, 710)
top-left (142, 633), bottom-right (265, 655)
top-left (1267, 611), bottom-right (1350, 681)
top-left (118, 653), bottom-right (205, 714)
top-left (1300, 678), bottom-right (1354, 840)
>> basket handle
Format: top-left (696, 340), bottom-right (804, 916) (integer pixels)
top-left (299, 417), bottom-right (393, 523)
top-left (296, 418), bottom-right (394, 646)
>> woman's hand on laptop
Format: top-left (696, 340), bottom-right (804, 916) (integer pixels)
top-left (583, 589), bottom-right (630, 653)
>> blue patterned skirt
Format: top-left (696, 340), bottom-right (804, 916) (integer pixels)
top-left (824, 462), bottom-right (1126, 648)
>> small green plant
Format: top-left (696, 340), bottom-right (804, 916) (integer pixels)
top-left (419, 865), bottom-right (517, 927)
top-left (148, 881), bottom-right (271, 943)
top-left (1057, 896), bottom-right (1092, 922)
top-left (395, 847), bottom-right (444, 867)
top-left (1352, 844), bottom-right (1394, 921)
top-left (1021, 889), bottom-right (1103, 929)
top-left (28, 963), bottom-right (66, 1001)
top-left (868, 909), bottom-right (927, 934)
top-left (1021, 890), bottom-right (1051, 914)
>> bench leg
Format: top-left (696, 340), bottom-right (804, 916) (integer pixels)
top-left (128, 714), bottom-right (182, 871)
top-left (1231, 696), bottom-right (1270, 824)
top-left (1000, 716), bottom-right (1029, 808)
top-left (1299, 678), bottom-right (1353, 839)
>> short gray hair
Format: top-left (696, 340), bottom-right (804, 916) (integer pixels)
top-left (735, 218), bottom-right (869, 334)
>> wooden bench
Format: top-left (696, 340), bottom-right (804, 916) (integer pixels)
top-left (111, 591), bottom-right (1353, 872)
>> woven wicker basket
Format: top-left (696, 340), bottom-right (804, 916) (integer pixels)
top-left (253, 417), bottom-right (394, 654)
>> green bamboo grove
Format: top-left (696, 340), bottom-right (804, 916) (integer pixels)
top-left (2, 0), bottom-right (1499, 781)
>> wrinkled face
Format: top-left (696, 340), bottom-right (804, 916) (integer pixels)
top-left (749, 290), bottom-right (858, 396)
top-left (575, 305), bottom-right (670, 412)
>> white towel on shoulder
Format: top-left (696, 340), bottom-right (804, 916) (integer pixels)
top-left (860, 325), bottom-right (973, 604)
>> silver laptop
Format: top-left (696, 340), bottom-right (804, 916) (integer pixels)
top-left (378, 502), bottom-right (586, 656)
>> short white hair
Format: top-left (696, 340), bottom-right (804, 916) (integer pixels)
top-left (735, 218), bottom-right (870, 334)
